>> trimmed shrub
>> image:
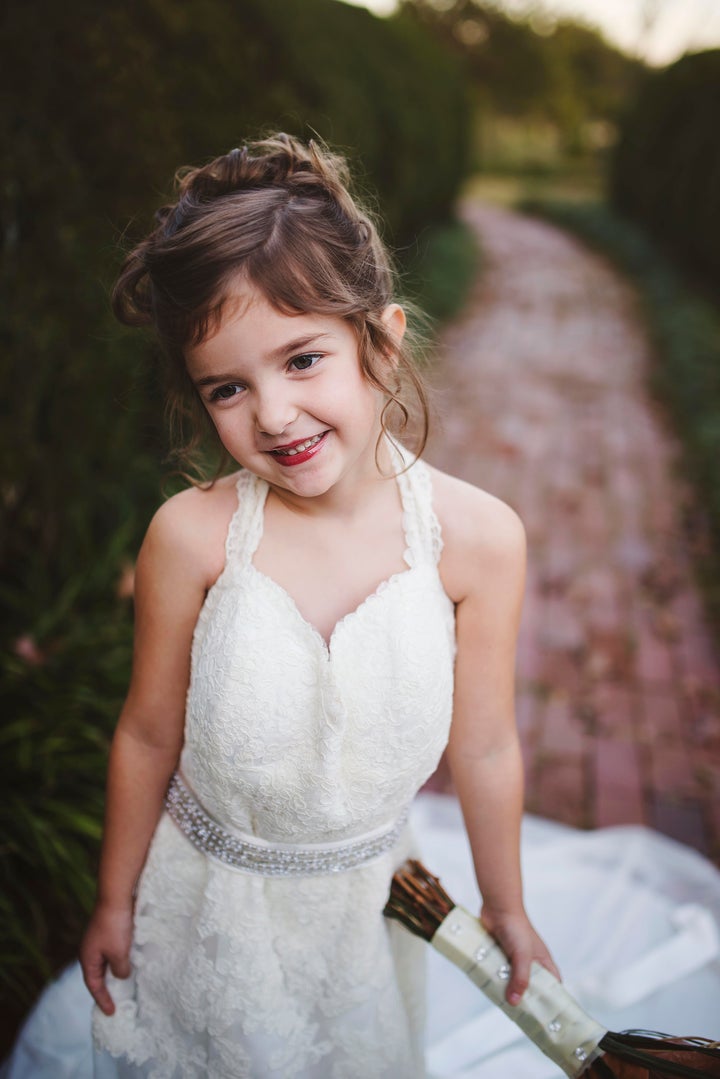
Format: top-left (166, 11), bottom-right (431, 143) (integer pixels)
top-left (610, 49), bottom-right (720, 290)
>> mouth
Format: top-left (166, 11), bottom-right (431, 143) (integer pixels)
top-left (268, 431), bottom-right (328, 466)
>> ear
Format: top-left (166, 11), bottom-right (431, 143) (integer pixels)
top-left (380, 304), bottom-right (407, 364)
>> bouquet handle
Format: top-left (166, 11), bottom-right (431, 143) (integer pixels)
top-left (433, 906), bottom-right (607, 1078)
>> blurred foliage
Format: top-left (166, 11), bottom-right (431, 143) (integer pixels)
top-left (1, 606), bottom-right (131, 995)
top-left (0, 0), bottom-right (473, 1034)
top-left (399, 0), bottom-right (646, 171)
top-left (521, 198), bottom-right (720, 642)
top-left (610, 49), bottom-right (720, 293)
top-left (402, 219), bottom-right (481, 324)
top-left (465, 169), bottom-right (604, 207)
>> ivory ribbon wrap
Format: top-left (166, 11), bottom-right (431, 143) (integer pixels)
top-left (432, 906), bottom-right (607, 1078)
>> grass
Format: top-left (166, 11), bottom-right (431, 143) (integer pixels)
top-left (463, 166), bottom-right (605, 209)
top-left (399, 217), bottom-right (481, 326)
top-left (518, 195), bottom-right (720, 647)
top-left (1, 596), bottom-right (133, 1051)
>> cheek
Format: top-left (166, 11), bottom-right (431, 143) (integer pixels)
top-left (331, 383), bottom-right (383, 428)
top-left (206, 410), bottom-right (240, 449)
top-left (201, 405), bottom-right (222, 436)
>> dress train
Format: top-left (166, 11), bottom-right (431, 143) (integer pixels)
top-left (3, 793), bottom-right (720, 1079)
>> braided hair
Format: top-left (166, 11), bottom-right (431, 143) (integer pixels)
top-left (113, 133), bottom-right (429, 478)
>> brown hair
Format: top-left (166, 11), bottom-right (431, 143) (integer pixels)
top-left (112, 133), bottom-right (430, 479)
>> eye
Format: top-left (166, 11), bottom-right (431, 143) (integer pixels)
top-left (289, 352), bottom-right (322, 372)
top-left (209, 383), bottom-right (244, 402)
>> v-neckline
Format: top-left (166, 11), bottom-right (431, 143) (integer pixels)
top-left (246, 560), bottom-right (415, 656)
top-left (247, 466), bottom-right (415, 656)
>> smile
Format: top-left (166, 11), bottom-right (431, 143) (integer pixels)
top-left (269, 431), bottom-right (328, 466)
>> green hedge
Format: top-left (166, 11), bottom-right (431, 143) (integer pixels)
top-left (610, 49), bottom-right (720, 290)
top-left (402, 220), bottom-right (481, 324)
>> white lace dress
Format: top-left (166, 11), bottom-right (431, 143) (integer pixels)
top-left (92, 457), bottom-right (457, 1078)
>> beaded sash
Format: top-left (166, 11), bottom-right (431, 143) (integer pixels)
top-left (164, 772), bottom-right (410, 877)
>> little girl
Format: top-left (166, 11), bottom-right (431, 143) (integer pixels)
top-left (80, 133), bottom-right (558, 1078)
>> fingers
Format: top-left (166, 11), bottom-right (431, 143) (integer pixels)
top-left (479, 908), bottom-right (561, 1007)
top-left (92, 982), bottom-right (117, 1017)
top-left (82, 955), bottom-right (116, 1017)
top-left (110, 954), bottom-right (132, 980)
top-left (81, 949), bottom-right (131, 1016)
top-left (506, 956), bottom-right (530, 1006)
top-left (507, 950), bottom-right (562, 1005)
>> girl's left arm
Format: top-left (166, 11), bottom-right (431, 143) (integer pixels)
top-left (438, 477), bottom-right (560, 1006)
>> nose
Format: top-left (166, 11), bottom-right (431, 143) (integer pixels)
top-left (254, 383), bottom-right (298, 437)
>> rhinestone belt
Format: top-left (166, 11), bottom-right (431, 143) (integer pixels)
top-left (164, 772), bottom-right (410, 877)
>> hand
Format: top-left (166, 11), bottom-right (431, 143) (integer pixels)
top-left (79, 903), bottom-right (134, 1016)
top-left (479, 906), bottom-right (560, 1007)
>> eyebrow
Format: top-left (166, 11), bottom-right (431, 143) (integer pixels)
top-left (193, 333), bottom-right (332, 388)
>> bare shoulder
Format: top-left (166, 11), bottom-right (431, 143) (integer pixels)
top-left (427, 465), bottom-right (526, 605)
top-left (119, 472), bottom-right (244, 744)
top-left (140, 471), bottom-right (242, 592)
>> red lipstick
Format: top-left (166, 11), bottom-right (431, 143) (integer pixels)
top-left (269, 431), bottom-right (328, 467)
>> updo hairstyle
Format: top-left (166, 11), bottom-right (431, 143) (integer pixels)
top-left (112, 133), bottom-right (430, 478)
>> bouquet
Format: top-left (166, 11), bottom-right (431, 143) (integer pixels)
top-left (385, 860), bottom-right (720, 1078)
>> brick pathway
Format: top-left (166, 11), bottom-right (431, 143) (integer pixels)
top-left (424, 201), bottom-right (720, 862)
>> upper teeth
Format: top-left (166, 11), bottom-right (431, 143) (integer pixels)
top-left (275, 433), bottom-right (323, 456)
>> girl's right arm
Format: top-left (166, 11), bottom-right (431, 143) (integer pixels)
top-left (79, 490), bottom-right (221, 1016)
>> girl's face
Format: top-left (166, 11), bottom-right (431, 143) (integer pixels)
top-left (185, 284), bottom-right (406, 504)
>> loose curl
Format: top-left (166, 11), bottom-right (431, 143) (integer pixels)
top-left (112, 133), bottom-right (430, 480)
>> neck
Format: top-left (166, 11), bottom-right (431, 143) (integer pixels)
top-left (268, 435), bottom-right (403, 522)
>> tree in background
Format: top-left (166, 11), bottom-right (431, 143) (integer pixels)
top-left (611, 48), bottom-right (720, 292)
top-left (398, 0), bottom-right (646, 172)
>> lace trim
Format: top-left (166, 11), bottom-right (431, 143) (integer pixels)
top-left (224, 469), bottom-right (264, 567)
top-left (396, 456), bottom-right (444, 567)
top-left (222, 445), bottom-right (442, 574)
top-left (165, 772), bottom-right (411, 876)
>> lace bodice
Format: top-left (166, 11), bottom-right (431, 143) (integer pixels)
top-left (93, 453), bottom-right (457, 1079)
top-left (180, 456), bottom-right (456, 844)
